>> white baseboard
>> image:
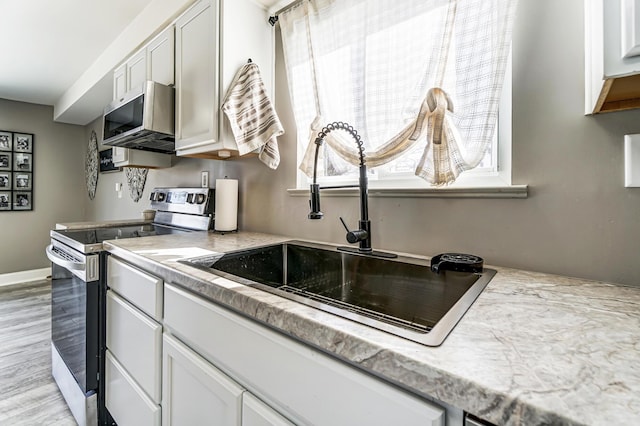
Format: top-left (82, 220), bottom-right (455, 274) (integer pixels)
top-left (0, 267), bottom-right (51, 287)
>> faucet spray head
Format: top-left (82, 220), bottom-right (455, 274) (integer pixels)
top-left (308, 183), bottom-right (323, 219)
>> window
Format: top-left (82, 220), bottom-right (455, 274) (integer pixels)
top-left (310, 59), bottom-right (510, 190)
top-left (280, 0), bottom-right (519, 194)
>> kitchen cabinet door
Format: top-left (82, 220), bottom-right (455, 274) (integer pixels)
top-left (162, 333), bottom-right (243, 426)
top-left (585, 0), bottom-right (640, 113)
top-left (110, 146), bottom-right (171, 168)
top-left (174, 0), bottom-right (220, 155)
top-left (113, 24), bottom-right (175, 98)
top-left (242, 393), bottom-right (294, 426)
top-left (622, 0), bottom-right (640, 58)
top-left (107, 256), bottom-right (163, 321)
top-left (106, 290), bottom-right (162, 403)
top-left (147, 25), bottom-right (175, 86)
top-left (106, 350), bottom-right (161, 426)
top-left (126, 49), bottom-right (147, 92)
top-left (164, 283), bottom-right (445, 426)
top-left (174, 0), bottom-right (274, 159)
top-left (108, 26), bottom-right (174, 169)
top-left (113, 64), bottom-right (127, 100)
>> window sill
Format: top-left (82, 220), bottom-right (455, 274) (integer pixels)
top-left (288, 184), bottom-right (528, 199)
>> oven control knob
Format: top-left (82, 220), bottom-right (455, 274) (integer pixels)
top-left (157, 192), bottom-right (166, 202)
top-left (187, 193), bottom-right (195, 204)
top-left (150, 192), bottom-right (158, 201)
top-left (196, 194), bottom-right (206, 204)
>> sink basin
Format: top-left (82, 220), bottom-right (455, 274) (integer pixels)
top-left (180, 240), bottom-right (496, 346)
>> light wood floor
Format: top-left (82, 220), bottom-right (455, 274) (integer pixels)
top-left (0, 279), bottom-right (76, 425)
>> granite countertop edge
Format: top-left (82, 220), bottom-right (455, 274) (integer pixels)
top-left (103, 232), bottom-right (640, 426)
top-left (56, 218), bottom-right (152, 230)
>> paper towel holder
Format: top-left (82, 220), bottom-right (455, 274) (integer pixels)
top-left (213, 177), bottom-right (239, 234)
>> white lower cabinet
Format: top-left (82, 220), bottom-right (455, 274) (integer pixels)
top-left (242, 393), bottom-right (294, 426)
top-left (107, 256), bottom-right (163, 321)
top-left (106, 291), bottom-right (162, 402)
top-left (105, 257), bottom-right (446, 425)
top-left (162, 333), bottom-right (243, 425)
top-left (163, 332), bottom-right (294, 426)
top-left (106, 256), bottom-right (163, 425)
top-left (105, 350), bottom-right (161, 426)
top-left (163, 283), bottom-right (445, 426)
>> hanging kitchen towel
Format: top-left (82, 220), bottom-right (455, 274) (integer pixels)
top-left (222, 62), bottom-right (284, 169)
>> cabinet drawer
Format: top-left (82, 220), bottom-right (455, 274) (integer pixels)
top-left (164, 284), bottom-right (444, 426)
top-left (107, 291), bottom-right (162, 403)
top-left (108, 256), bottom-right (163, 320)
top-left (106, 350), bottom-right (160, 426)
top-left (163, 333), bottom-right (243, 426)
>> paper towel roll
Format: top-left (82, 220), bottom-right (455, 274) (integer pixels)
top-left (215, 179), bottom-right (238, 231)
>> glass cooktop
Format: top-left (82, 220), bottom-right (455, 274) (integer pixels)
top-left (57, 224), bottom-right (191, 246)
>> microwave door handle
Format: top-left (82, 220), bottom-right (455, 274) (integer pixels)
top-left (45, 245), bottom-right (85, 272)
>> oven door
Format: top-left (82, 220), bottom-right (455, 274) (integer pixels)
top-left (47, 241), bottom-right (100, 393)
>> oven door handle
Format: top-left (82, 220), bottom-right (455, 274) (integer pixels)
top-left (46, 244), bottom-right (85, 272)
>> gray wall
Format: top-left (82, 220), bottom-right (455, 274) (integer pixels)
top-left (0, 99), bottom-right (86, 274)
top-left (238, 0), bottom-right (640, 287)
top-left (85, 0), bottom-right (640, 287)
top-left (83, 119), bottom-right (241, 223)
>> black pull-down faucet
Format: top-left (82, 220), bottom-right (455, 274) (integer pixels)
top-left (308, 122), bottom-right (397, 259)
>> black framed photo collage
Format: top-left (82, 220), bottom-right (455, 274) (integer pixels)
top-left (0, 130), bottom-right (34, 211)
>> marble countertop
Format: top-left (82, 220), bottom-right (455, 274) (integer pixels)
top-left (103, 231), bottom-right (640, 426)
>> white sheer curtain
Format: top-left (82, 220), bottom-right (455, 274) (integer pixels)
top-left (280, 0), bottom-right (518, 185)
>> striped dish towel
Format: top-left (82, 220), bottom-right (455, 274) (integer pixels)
top-left (221, 62), bottom-right (284, 169)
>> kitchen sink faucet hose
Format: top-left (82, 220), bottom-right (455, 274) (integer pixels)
top-left (308, 122), bottom-right (396, 259)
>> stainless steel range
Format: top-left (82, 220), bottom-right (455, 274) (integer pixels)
top-left (45, 187), bottom-right (213, 426)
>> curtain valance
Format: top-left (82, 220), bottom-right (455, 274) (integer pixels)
top-left (280, 0), bottom-right (518, 185)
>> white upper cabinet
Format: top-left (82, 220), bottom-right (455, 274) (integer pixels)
top-left (622, 0), bottom-right (640, 58)
top-left (113, 64), bottom-right (127, 101)
top-left (109, 25), bottom-right (175, 169)
top-left (113, 25), bottom-right (176, 100)
top-left (127, 49), bottom-right (148, 93)
top-left (147, 27), bottom-right (176, 87)
top-left (585, 0), bottom-right (640, 113)
top-left (110, 147), bottom-right (171, 169)
top-left (107, 0), bottom-right (273, 163)
top-left (174, 0), bottom-right (219, 156)
top-left (174, 0), bottom-right (274, 159)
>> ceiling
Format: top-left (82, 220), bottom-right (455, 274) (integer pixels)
top-left (0, 0), bottom-right (158, 106)
top-left (0, 0), bottom-right (281, 120)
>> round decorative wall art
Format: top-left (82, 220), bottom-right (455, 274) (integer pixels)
top-left (85, 131), bottom-right (99, 200)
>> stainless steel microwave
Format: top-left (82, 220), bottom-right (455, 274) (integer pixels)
top-left (102, 81), bottom-right (175, 153)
